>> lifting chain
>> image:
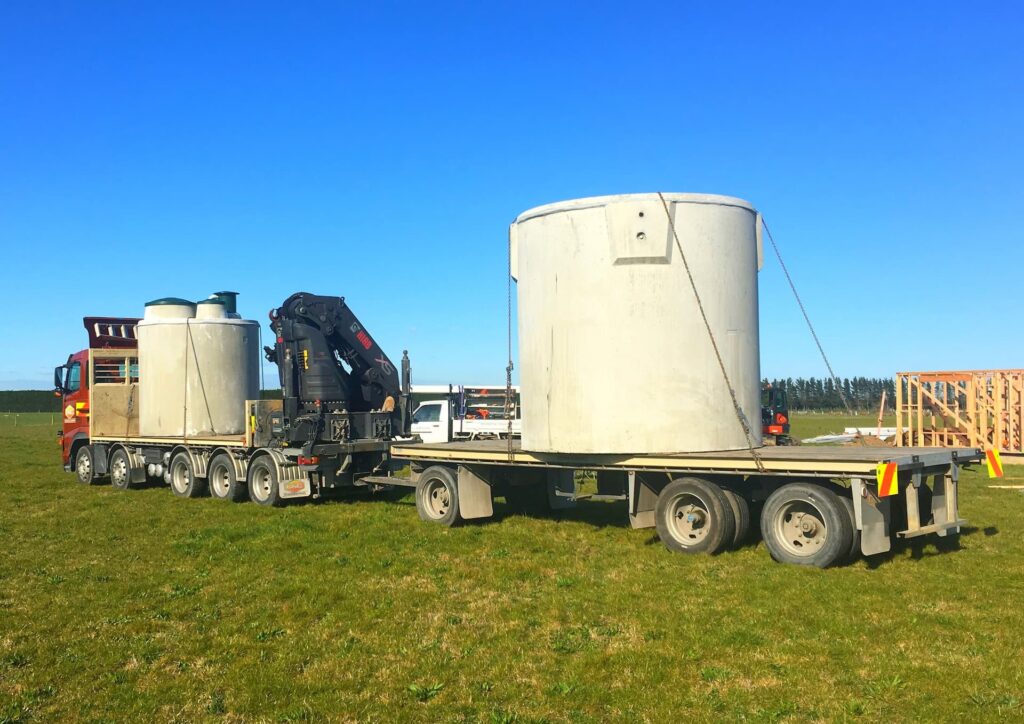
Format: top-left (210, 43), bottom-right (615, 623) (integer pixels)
top-left (504, 230), bottom-right (515, 463)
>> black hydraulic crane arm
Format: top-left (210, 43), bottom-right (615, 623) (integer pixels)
top-left (266, 292), bottom-right (411, 437)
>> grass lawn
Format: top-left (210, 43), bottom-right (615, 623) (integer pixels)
top-left (2, 414), bottom-right (1023, 721)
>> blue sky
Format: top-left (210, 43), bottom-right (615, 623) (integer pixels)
top-left (1, 2), bottom-right (1021, 389)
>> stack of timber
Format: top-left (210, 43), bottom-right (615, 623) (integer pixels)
top-left (896, 370), bottom-right (1024, 455)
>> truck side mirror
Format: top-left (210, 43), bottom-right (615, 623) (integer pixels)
top-left (53, 365), bottom-right (65, 395)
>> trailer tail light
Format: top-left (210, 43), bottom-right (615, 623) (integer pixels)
top-left (775, 413), bottom-right (788, 425)
top-left (766, 425), bottom-right (784, 435)
top-left (297, 456), bottom-right (320, 466)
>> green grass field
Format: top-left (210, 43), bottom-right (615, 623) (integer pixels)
top-left (3, 413), bottom-right (1024, 722)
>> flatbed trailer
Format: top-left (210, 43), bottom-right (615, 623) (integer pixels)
top-left (379, 440), bottom-right (983, 567)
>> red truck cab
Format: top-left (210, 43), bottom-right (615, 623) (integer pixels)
top-left (54, 317), bottom-right (139, 478)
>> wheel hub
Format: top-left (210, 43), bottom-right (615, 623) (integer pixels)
top-left (667, 494), bottom-right (710, 545)
top-left (776, 502), bottom-right (827, 556)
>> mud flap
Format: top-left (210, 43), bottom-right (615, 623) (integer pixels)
top-left (628, 471), bottom-right (660, 529)
top-left (279, 477), bottom-right (311, 499)
top-left (852, 477), bottom-right (891, 556)
top-left (457, 465), bottom-right (494, 520)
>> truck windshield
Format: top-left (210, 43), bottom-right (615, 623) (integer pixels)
top-left (66, 362), bottom-right (81, 392)
top-left (413, 404), bottom-right (441, 423)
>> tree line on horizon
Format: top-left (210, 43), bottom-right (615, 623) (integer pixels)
top-left (3, 377), bottom-right (899, 413)
top-left (763, 376), bottom-right (896, 413)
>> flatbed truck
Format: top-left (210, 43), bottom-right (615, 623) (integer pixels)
top-left (57, 295), bottom-right (985, 568)
top-left (374, 439), bottom-right (981, 567)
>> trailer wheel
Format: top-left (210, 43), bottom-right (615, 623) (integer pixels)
top-left (74, 446), bottom-right (96, 485)
top-left (655, 477), bottom-right (736, 555)
top-left (248, 457), bottom-right (283, 507)
top-left (109, 448), bottom-right (133, 491)
top-left (761, 483), bottom-right (853, 568)
top-left (721, 487), bottom-right (751, 548)
top-left (416, 466), bottom-right (461, 526)
top-left (209, 454), bottom-right (247, 502)
top-left (169, 452), bottom-right (207, 499)
top-left (837, 494), bottom-right (861, 562)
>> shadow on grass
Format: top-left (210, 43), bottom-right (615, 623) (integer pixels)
top-left (862, 524), bottom-right (994, 568)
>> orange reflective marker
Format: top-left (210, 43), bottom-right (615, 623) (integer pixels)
top-left (985, 449), bottom-right (1004, 479)
top-left (876, 462), bottom-right (899, 497)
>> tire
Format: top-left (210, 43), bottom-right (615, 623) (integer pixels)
top-left (208, 453), bottom-right (247, 502)
top-left (761, 483), bottom-right (853, 568)
top-left (74, 446), bottom-right (96, 485)
top-left (109, 448), bottom-right (133, 491)
top-left (654, 477), bottom-right (736, 555)
top-left (837, 494), bottom-right (861, 562)
top-left (169, 452), bottom-right (207, 498)
top-left (415, 466), bottom-right (461, 526)
top-left (721, 487), bottom-right (751, 548)
top-left (248, 456), bottom-right (284, 507)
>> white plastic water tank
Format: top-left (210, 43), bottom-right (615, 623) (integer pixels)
top-left (510, 193), bottom-right (763, 454)
top-left (137, 296), bottom-right (260, 438)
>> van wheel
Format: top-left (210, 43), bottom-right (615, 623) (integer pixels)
top-left (416, 466), bottom-right (461, 526)
top-left (109, 448), bottom-right (133, 490)
top-left (209, 453), bottom-right (247, 502)
top-left (655, 477), bottom-right (736, 555)
top-left (761, 483), bottom-right (853, 568)
top-left (248, 457), bottom-right (283, 507)
top-left (74, 446), bottom-right (96, 485)
top-left (169, 452), bottom-right (207, 498)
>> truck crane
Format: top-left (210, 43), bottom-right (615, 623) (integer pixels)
top-left (55, 292), bottom-right (412, 506)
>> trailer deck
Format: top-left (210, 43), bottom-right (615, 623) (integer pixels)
top-left (387, 440), bottom-right (981, 562)
top-left (391, 439), bottom-right (983, 477)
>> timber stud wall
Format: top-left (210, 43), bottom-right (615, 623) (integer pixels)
top-left (896, 370), bottom-right (1024, 453)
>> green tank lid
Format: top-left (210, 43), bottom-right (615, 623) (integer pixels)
top-left (209, 291), bottom-right (239, 314)
top-left (145, 297), bottom-right (196, 308)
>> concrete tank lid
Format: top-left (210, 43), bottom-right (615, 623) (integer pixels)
top-left (145, 297), bottom-right (196, 307)
top-left (513, 192), bottom-right (757, 224)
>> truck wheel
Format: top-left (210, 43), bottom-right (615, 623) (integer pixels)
top-left (74, 446), bottom-right (96, 485)
top-left (248, 457), bottom-right (284, 507)
top-left (416, 466), bottom-right (461, 526)
top-left (655, 477), bottom-right (736, 555)
top-left (169, 452), bottom-right (207, 498)
top-left (109, 448), bottom-right (133, 491)
top-left (721, 487), bottom-right (751, 548)
top-left (209, 454), bottom-right (247, 502)
top-left (837, 494), bottom-right (861, 562)
top-left (761, 483), bottom-right (853, 568)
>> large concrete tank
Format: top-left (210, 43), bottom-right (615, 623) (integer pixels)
top-left (510, 193), bottom-right (763, 454)
top-left (138, 296), bottom-right (260, 438)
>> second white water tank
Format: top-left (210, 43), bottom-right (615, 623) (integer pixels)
top-left (138, 297), bottom-right (259, 438)
top-left (510, 193), bottom-right (763, 454)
